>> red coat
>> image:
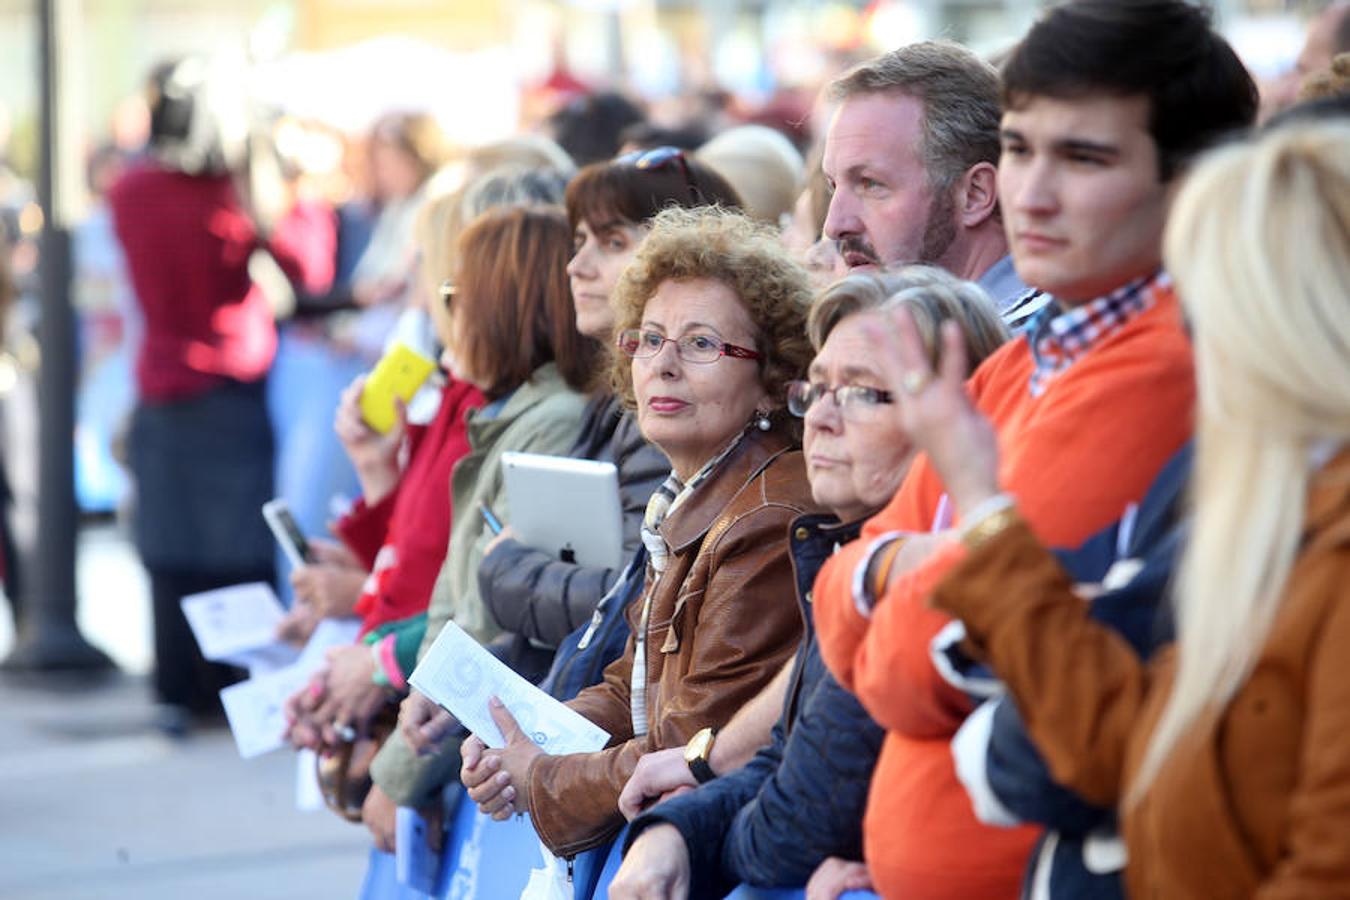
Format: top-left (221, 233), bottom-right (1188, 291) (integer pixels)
top-left (335, 378), bottom-right (483, 634)
top-left (109, 163), bottom-right (335, 401)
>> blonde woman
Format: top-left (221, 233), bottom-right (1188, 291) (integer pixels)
top-left (873, 120), bottom-right (1350, 897)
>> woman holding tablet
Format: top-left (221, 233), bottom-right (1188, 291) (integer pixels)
top-left (460, 206), bottom-right (822, 857)
top-left (473, 148), bottom-right (742, 681)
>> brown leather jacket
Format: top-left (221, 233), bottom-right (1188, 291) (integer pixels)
top-left (523, 424), bottom-right (821, 856)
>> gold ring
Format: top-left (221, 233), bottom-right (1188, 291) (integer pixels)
top-left (901, 371), bottom-right (932, 396)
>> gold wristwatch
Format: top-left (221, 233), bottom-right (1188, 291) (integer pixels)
top-left (684, 727), bottom-right (718, 784)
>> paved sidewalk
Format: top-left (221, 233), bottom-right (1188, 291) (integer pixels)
top-left (0, 523), bottom-right (373, 900)
top-left (0, 670), bottom-right (373, 900)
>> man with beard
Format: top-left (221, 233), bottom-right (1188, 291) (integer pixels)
top-left (822, 42), bottom-right (1044, 328)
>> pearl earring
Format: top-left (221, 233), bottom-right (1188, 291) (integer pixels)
top-left (756, 411), bottom-right (772, 432)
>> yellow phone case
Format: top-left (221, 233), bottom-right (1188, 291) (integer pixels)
top-left (359, 342), bottom-right (436, 433)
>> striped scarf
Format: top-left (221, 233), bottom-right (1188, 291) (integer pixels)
top-left (630, 431), bottom-right (747, 735)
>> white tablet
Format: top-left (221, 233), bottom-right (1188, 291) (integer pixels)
top-left (500, 451), bottom-right (624, 570)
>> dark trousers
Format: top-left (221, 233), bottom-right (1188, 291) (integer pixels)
top-left (148, 567), bottom-right (272, 712)
top-left (130, 379), bottom-right (276, 711)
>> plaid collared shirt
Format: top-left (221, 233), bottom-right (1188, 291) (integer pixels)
top-left (1026, 271), bottom-right (1168, 397)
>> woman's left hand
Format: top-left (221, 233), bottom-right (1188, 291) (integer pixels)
top-left (467, 697), bottom-right (543, 820)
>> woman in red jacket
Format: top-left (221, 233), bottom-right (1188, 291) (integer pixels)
top-left (282, 167), bottom-right (570, 750)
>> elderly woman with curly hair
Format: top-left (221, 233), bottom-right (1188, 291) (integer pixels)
top-left (460, 205), bottom-right (823, 858)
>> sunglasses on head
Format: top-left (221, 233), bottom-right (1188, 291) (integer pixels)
top-left (615, 145), bottom-right (701, 204)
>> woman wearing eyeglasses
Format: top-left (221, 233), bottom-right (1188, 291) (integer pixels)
top-left (381, 148), bottom-right (744, 831)
top-left (469, 146), bottom-right (742, 684)
top-left (609, 266), bottom-right (1007, 900)
top-left (460, 206), bottom-right (820, 858)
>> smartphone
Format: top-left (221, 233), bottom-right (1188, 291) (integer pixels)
top-left (478, 501), bottom-right (504, 536)
top-left (359, 341), bottom-right (437, 433)
top-left (262, 499), bottom-right (313, 569)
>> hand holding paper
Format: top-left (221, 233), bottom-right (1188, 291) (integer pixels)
top-left (408, 623), bottom-right (609, 757)
top-left (218, 617), bottom-right (361, 759)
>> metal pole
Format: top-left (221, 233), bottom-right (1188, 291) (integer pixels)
top-left (3, 0), bottom-right (111, 671)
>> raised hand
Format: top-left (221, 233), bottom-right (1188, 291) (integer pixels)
top-left (859, 310), bottom-right (1002, 519)
top-left (334, 375), bottom-right (405, 505)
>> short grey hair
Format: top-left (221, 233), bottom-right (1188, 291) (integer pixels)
top-left (807, 265), bottom-right (1009, 371)
top-left (828, 41), bottom-right (1002, 193)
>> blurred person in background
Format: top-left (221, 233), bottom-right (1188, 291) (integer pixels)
top-left (109, 57), bottom-right (336, 733)
top-left (71, 143), bottom-right (137, 515)
top-left (694, 124), bottom-right (803, 226)
top-left (781, 146), bottom-right (845, 290)
top-left (339, 112), bottom-right (446, 318)
top-left (617, 121), bottom-right (711, 156)
top-left (546, 90), bottom-right (647, 167)
top-left (358, 205), bottom-right (597, 848)
top-left (428, 133), bottom-right (575, 200)
top-left (1263, 1), bottom-right (1350, 118)
top-left (459, 206), bottom-right (820, 860)
top-left (610, 268), bottom-right (1009, 900)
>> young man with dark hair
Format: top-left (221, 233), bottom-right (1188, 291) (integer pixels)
top-left (811, 2), bottom-right (1258, 898)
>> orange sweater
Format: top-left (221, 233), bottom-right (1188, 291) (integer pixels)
top-left (814, 285), bottom-right (1194, 899)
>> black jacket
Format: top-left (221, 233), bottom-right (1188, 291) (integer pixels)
top-left (478, 393), bottom-right (667, 681)
top-left (623, 514), bottom-right (885, 897)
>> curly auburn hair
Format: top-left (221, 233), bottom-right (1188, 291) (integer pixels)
top-left (608, 206), bottom-right (814, 411)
